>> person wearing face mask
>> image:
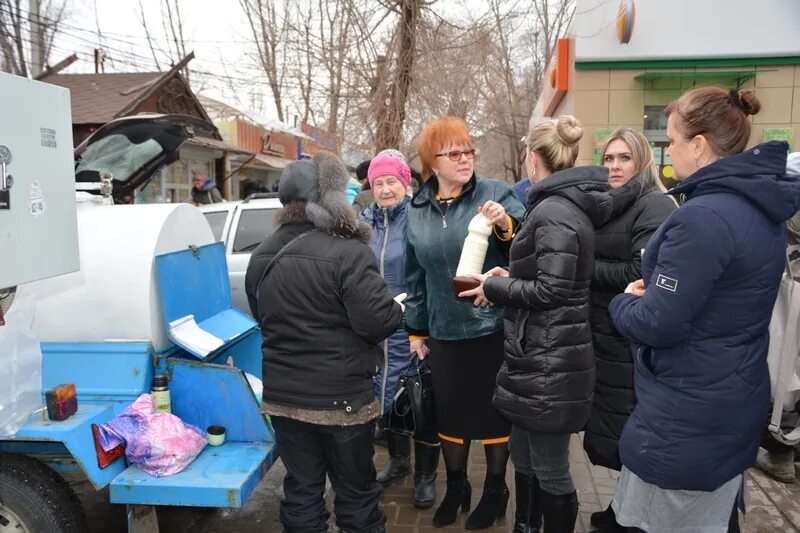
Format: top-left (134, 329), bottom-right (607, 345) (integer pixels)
top-left (582, 128), bottom-right (676, 532)
top-left (358, 151), bottom-right (441, 509)
top-left (404, 117), bottom-right (525, 529)
top-left (461, 115), bottom-right (613, 533)
top-left (609, 88), bottom-right (800, 533)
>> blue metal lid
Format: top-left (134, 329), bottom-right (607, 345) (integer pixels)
top-left (155, 242), bottom-right (257, 358)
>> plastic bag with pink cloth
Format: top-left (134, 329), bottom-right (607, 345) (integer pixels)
top-left (96, 394), bottom-right (207, 477)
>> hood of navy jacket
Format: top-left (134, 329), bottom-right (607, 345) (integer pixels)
top-left (527, 165), bottom-right (613, 227)
top-left (670, 141), bottom-right (800, 224)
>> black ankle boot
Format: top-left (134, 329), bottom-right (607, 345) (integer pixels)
top-left (512, 472), bottom-right (541, 533)
top-left (465, 473), bottom-right (510, 530)
top-left (591, 504), bottom-right (620, 530)
top-left (433, 470), bottom-right (471, 528)
top-left (541, 489), bottom-right (577, 533)
top-left (413, 441), bottom-right (440, 509)
top-left (376, 431), bottom-right (410, 487)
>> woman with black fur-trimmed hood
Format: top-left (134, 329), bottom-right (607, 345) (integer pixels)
top-left (245, 151), bottom-right (403, 533)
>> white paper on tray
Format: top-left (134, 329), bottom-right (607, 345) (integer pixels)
top-left (168, 314), bottom-right (223, 356)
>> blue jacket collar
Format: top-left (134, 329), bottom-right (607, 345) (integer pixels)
top-left (362, 195), bottom-right (409, 223)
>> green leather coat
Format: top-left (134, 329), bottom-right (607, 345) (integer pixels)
top-left (404, 175), bottom-right (525, 340)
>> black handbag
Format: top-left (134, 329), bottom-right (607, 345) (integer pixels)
top-left (388, 356), bottom-right (436, 437)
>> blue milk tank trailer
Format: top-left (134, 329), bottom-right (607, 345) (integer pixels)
top-left (0, 72), bottom-right (276, 532)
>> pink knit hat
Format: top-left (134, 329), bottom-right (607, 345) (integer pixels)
top-left (368, 152), bottom-right (412, 189)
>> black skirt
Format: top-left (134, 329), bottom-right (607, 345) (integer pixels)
top-left (427, 331), bottom-right (510, 441)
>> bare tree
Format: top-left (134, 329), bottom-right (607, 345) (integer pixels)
top-left (372, 0), bottom-right (426, 151)
top-left (136, 0), bottom-right (191, 81)
top-left (476, 0), bottom-right (537, 182)
top-left (317, 0), bottom-right (353, 133)
top-left (137, 0), bottom-right (161, 70)
top-left (240, 0), bottom-right (290, 123)
top-left (162, 0), bottom-right (189, 81)
top-left (533, 0), bottom-right (574, 69)
top-left (0, 0), bottom-right (67, 76)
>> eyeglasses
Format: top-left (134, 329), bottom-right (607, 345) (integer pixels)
top-left (435, 148), bottom-right (476, 162)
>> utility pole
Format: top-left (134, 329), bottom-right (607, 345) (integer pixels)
top-left (29, 0), bottom-right (46, 76)
top-left (94, 49), bottom-right (101, 73)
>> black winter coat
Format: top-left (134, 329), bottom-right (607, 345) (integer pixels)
top-left (245, 212), bottom-right (403, 414)
top-left (484, 166), bottom-right (612, 433)
top-left (582, 180), bottom-right (676, 470)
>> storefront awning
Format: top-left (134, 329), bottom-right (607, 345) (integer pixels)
top-left (635, 70), bottom-right (758, 86)
top-left (254, 154), bottom-right (289, 169)
top-left (185, 136), bottom-right (254, 156)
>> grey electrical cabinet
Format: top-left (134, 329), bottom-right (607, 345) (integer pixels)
top-left (0, 72), bottom-right (79, 288)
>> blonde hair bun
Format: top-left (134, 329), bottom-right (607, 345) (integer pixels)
top-left (555, 115), bottom-right (583, 146)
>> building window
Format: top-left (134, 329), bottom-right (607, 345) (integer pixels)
top-left (643, 106), bottom-right (668, 141)
top-left (643, 105), bottom-right (677, 190)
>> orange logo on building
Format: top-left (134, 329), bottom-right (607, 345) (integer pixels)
top-left (617, 0), bottom-right (635, 44)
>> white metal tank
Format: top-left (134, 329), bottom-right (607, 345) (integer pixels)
top-left (11, 203), bottom-right (215, 351)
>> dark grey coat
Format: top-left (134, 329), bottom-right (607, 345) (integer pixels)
top-left (582, 180), bottom-right (675, 470)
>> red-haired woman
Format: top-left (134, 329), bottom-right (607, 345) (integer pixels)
top-left (404, 117), bottom-right (525, 529)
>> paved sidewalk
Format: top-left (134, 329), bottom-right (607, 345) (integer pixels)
top-left (377, 434), bottom-right (800, 532)
top-left (75, 434), bottom-right (800, 532)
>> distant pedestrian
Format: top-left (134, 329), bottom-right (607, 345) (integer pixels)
top-left (191, 172), bottom-right (223, 205)
top-left (609, 87), bottom-right (800, 533)
top-left (352, 159), bottom-right (375, 214)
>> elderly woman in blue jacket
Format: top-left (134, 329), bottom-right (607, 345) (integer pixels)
top-left (609, 87), bottom-right (800, 533)
top-left (359, 150), bottom-right (440, 510)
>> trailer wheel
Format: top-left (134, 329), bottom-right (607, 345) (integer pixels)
top-left (0, 453), bottom-right (87, 533)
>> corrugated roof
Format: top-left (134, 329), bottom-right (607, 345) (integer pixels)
top-left (42, 72), bottom-right (162, 124)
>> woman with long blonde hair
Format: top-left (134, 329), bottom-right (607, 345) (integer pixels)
top-left (582, 127), bottom-right (676, 531)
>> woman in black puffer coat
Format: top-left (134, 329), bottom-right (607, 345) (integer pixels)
top-left (582, 128), bottom-right (675, 531)
top-left (460, 116), bottom-right (612, 533)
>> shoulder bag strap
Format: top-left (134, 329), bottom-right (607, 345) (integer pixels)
top-left (255, 229), bottom-right (317, 304)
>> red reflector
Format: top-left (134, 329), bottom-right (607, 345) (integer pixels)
top-left (91, 423), bottom-right (125, 469)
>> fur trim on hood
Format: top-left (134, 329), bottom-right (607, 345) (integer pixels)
top-left (276, 151), bottom-right (372, 243)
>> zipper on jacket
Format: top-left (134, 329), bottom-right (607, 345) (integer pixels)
top-left (379, 208), bottom-right (390, 414)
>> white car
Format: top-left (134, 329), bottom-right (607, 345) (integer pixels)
top-left (199, 194), bottom-right (282, 315)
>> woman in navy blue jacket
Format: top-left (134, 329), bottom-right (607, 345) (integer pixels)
top-left (609, 87), bottom-right (800, 533)
top-left (359, 151), bottom-right (440, 509)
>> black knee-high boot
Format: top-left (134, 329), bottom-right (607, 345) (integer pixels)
top-left (376, 431), bottom-right (410, 487)
top-left (541, 489), bottom-right (578, 533)
top-left (413, 440), bottom-right (440, 508)
top-left (512, 472), bottom-right (541, 533)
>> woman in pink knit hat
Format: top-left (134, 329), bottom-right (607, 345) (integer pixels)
top-left (358, 150), bottom-right (441, 510)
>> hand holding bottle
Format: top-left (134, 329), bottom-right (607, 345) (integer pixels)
top-left (478, 201), bottom-right (508, 231)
